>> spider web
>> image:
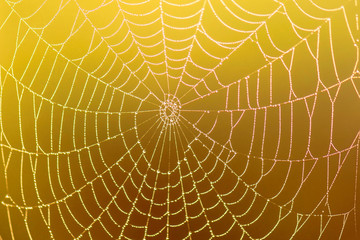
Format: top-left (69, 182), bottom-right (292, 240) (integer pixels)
top-left (0, 0), bottom-right (360, 239)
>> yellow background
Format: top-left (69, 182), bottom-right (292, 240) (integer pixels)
top-left (0, 0), bottom-right (360, 239)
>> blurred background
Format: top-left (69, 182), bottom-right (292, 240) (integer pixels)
top-left (0, 0), bottom-right (359, 239)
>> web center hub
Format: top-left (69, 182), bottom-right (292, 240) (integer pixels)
top-left (160, 95), bottom-right (181, 125)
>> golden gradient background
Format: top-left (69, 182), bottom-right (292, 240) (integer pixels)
top-left (0, 0), bottom-right (360, 239)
